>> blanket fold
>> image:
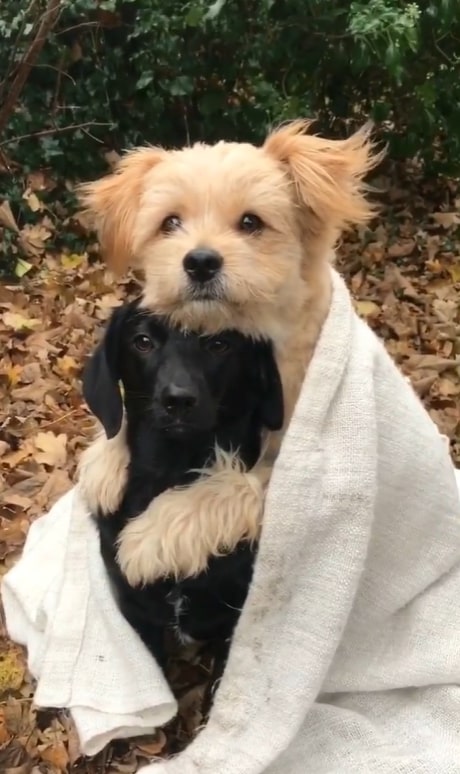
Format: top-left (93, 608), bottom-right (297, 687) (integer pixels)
top-left (2, 267), bottom-right (460, 772)
top-left (1, 489), bottom-right (177, 757)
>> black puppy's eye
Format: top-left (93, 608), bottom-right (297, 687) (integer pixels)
top-left (160, 214), bottom-right (182, 234)
top-left (133, 334), bottom-right (154, 352)
top-left (204, 338), bottom-right (231, 354)
top-left (238, 213), bottom-right (264, 234)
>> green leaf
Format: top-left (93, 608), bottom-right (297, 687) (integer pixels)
top-left (185, 6), bottom-right (204, 26)
top-left (204, 0), bottom-right (227, 21)
top-left (169, 76), bottom-right (194, 96)
top-left (136, 72), bottom-right (154, 89)
top-left (14, 258), bottom-right (33, 278)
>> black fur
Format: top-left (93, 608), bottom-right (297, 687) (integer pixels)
top-left (83, 300), bottom-right (283, 704)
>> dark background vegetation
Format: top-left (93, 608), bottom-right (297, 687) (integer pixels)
top-left (1, 0), bottom-right (460, 258)
top-left (1, 0), bottom-right (460, 169)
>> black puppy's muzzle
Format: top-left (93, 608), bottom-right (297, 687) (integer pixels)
top-left (154, 378), bottom-right (216, 435)
top-left (161, 384), bottom-right (198, 417)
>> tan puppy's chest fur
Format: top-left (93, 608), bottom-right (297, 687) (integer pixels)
top-left (272, 261), bottom-right (332, 440)
top-left (78, 120), bottom-right (382, 583)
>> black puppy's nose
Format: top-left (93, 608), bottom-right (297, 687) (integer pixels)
top-left (183, 248), bottom-right (222, 283)
top-left (161, 384), bottom-right (198, 416)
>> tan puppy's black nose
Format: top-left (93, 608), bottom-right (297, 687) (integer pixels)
top-left (183, 248), bottom-right (222, 283)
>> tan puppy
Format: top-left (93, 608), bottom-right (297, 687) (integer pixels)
top-left (78, 120), bottom-right (383, 581)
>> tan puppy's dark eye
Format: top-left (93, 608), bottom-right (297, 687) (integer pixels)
top-left (160, 215), bottom-right (182, 234)
top-left (238, 213), bottom-right (264, 234)
top-left (204, 338), bottom-right (231, 354)
top-left (133, 334), bottom-right (154, 352)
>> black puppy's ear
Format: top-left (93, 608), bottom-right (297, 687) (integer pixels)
top-left (256, 341), bottom-right (284, 431)
top-left (82, 304), bottom-right (130, 439)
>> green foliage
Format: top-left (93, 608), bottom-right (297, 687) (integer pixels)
top-left (1, 0), bottom-right (460, 180)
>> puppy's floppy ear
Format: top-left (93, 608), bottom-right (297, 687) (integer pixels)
top-left (263, 119), bottom-right (385, 231)
top-left (82, 304), bottom-right (131, 439)
top-left (77, 147), bottom-right (166, 274)
top-left (256, 341), bottom-right (284, 431)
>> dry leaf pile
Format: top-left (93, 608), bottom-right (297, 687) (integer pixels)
top-left (0, 161), bottom-right (459, 772)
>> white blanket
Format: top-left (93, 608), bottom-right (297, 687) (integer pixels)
top-left (3, 267), bottom-right (460, 772)
top-left (1, 488), bottom-right (177, 757)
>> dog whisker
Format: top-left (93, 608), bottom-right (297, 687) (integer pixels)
top-left (221, 601), bottom-right (244, 613)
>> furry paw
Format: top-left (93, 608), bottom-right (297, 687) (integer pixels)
top-left (78, 420), bottom-right (129, 515)
top-left (117, 449), bottom-right (268, 585)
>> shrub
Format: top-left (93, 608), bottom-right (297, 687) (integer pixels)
top-left (0, 0), bottom-right (459, 179)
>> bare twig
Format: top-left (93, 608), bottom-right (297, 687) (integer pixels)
top-left (0, 0), bottom-right (40, 101)
top-left (51, 54), bottom-right (66, 115)
top-left (0, 0), bottom-right (63, 138)
top-left (55, 20), bottom-right (100, 36)
top-left (0, 147), bottom-right (13, 172)
top-left (81, 126), bottom-right (107, 144)
top-left (0, 121), bottom-right (111, 148)
top-left (183, 105), bottom-right (191, 146)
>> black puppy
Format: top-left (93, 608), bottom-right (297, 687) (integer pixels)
top-left (82, 300), bottom-right (283, 705)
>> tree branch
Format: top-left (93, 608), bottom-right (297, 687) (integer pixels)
top-left (0, 121), bottom-right (112, 149)
top-left (0, 0), bottom-right (63, 137)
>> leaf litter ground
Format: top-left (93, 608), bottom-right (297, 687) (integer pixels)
top-left (0, 161), bottom-right (459, 773)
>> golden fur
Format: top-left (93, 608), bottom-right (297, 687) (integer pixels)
top-left (78, 120), bottom-right (383, 581)
top-left (117, 449), bottom-right (270, 584)
top-left (78, 419), bottom-right (129, 515)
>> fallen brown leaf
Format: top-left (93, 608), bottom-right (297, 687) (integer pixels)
top-left (431, 211), bottom-right (460, 228)
top-left (387, 239), bottom-right (416, 258)
top-left (26, 172), bottom-right (47, 192)
top-left (0, 649), bottom-right (26, 696)
top-left (38, 742), bottom-right (69, 772)
top-left (35, 469), bottom-right (73, 509)
top-left (134, 730), bottom-right (167, 757)
top-left (11, 381), bottom-right (53, 403)
top-left (0, 707), bottom-right (13, 744)
top-left (22, 191), bottom-right (43, 214)
top-left (18, 224), bottom-right (53, 258)
top-left (406, 355), bottom-right (460, 373)
top-left (446, 262), bottom-right (460, 283)
top-left (32, 432), bottom-right (67, 468)
top-left (2, 313), bottom-right (41, 332)
top-left (354, 300), bottom-right (381, 319)
top-left (0, 739), bottom-right (33, 774)
top-left (1, 492), bottom-right (34, 510)
top-left (412, 374), bottom-right (438, 397)
top-left (1, 445), bottom-right (34, 470)
top-left (0, 201), bottom-right (19, 232)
